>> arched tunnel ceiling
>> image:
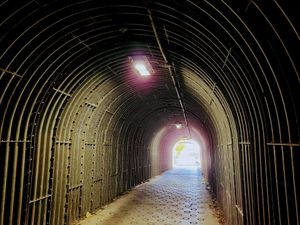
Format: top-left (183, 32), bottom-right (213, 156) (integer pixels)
top-left (1, 0), bottom-right (299, 141)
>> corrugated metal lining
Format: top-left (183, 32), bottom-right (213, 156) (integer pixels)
top-left (0, 1), bottom-right (299, 225)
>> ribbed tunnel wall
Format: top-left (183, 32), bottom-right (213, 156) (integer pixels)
top-left (0, 1), bottom-right (299, 225)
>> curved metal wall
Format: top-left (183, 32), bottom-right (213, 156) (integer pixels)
top-left (0, 1), bottom-right (299, 225)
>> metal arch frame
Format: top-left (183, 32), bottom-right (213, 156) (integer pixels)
top-left (0, 1), bottom-right (299, 225)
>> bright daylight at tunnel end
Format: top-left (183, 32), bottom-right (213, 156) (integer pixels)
top-left (0, 1), bottom-right (299, 225)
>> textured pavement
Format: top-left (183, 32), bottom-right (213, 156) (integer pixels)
top-left (73, 168), bottom-right (221, 225)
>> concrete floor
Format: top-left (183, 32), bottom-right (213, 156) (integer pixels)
top-left (73, 168), bottom-right (222, 225)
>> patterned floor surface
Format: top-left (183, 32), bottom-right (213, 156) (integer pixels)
top-left (73, 168), bottom-right (221, 225)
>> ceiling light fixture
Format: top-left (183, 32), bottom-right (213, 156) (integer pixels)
top-left (175, 123), bottom-right (182, 129)
top-left (134, 62), bottom-right (150, 76)
top-left (129, 56), bottom-right (154, 76)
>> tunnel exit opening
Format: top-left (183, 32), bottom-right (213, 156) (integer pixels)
top-left (172, 139), bottom-right (201, 168)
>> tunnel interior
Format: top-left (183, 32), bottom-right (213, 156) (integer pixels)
top-left (0, 1), bottom-right (299, 225)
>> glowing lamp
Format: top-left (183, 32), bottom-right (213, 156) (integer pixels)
top-left (129, 56), bottom-right (154, 76)
top-left (175, 124), bottom-right (182, 129)
top-left (133, 62), bottom-right (151, 76)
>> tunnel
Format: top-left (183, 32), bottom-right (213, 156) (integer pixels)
top-left (0, 1), bottom-right (299, 225)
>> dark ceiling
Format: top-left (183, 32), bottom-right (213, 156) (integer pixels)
top-left (1, 0), bottom-right (299, 138)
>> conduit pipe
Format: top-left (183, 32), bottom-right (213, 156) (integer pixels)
top-left (148, 8), bottom-right (191, 138)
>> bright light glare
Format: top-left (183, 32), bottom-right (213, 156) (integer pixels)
top-left (134, 62), bottom-right (150, 76)
top-left (175, 124), bottom-right (182, 129)
top-left (172, 139), bottom-right (201, 168)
